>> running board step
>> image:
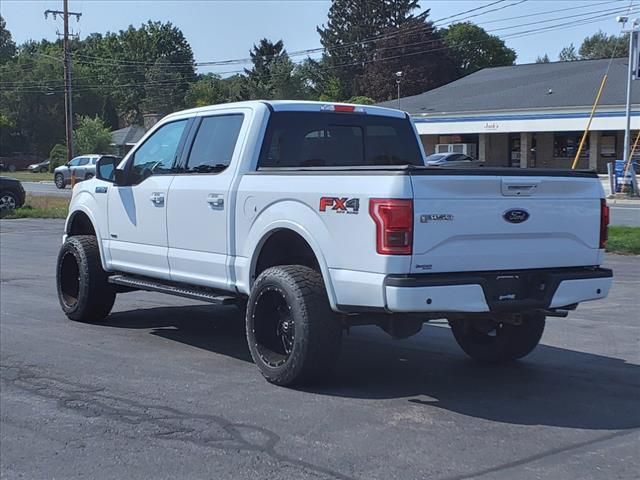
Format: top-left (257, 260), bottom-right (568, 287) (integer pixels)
top-left (108, 275), bottom-right (237, 305)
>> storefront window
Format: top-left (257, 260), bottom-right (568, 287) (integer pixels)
top-left (554, 132), bottom-right (588, 158)
top-left (601, 134), bottom-right (616, 158)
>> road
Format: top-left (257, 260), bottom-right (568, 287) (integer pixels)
top-left (609, 204), bottom-right (640, 227)
top-left (22, 181), bottom-right (72, 198)
top-left (1, 219), bottom-right (638, 480)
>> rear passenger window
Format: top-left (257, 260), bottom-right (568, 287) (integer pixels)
top-left (259, 112), bottom-right (423, 168)
top-left (185, 114), bottom-right (244, 173)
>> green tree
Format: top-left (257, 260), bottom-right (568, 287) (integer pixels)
top-left (49, 143), bottom-right (67, 171)
top-left (73, 115), bottom-right (113, 155)
top-left (0, 15), bottom-right (16, 63)
top-left (558, 43), bottom-right (579, 61)
top-left (345, 96), bottom-right (375, 104)
top-left (317, 0), bottom-right (420, 97)
top-left (558, 32), bottom-right (629, 61)
top-left (441, 22), bottom-right (516, 76)
top-left (244, 38), bottom-right (305, 99)
top-left (536, 54), bottom-right (550, 63)
top-left (185, 73), bottom-right (228, 107)
top-left (142, 59), bottom-right (186, 114)
top-left (579, 31), bottom-right (629, 60)
top-left (221, 74), bottom-right (252, 102)
top-left (0, 21), bottom-right (196, 158)
top-left (360, 14), bottom-right (457, 102)
top-left (297, 57), bottom-right (343, 101)
top-left (77, 21), bottom-right (195, 123)
top-left (0, 42), bottom-right (66, 155)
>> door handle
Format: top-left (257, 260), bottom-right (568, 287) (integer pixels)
top-left (206, 194), bottom-right (224, 210)
top-left (150, 192), bottom-right (165, 206)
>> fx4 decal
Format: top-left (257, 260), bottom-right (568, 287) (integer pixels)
top-left (319, 197), bottom-right (360, 214)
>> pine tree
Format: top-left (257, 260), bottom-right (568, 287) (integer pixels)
top-left (359, 13), bottom-right (457, 102)
top-left (558, 43), bottom-right (579, 62)
top-left (244, 39), bottom-right (304, 100)
top-left (535, 54), bottom-right (550, 64)
top-left (317, 0), bottom-right (420, 97)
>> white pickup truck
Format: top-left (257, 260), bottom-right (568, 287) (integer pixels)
top-left (56, 101), bottom-right (613, 386)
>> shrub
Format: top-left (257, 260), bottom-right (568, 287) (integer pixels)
top-left (49, 143), bottom-right (67, 172)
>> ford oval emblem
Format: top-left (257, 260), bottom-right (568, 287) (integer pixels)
top-left (503, 209), bottom-right (530, 224)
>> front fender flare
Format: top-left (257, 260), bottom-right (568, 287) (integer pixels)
top-left (65, 201), bottom-right (109, 271)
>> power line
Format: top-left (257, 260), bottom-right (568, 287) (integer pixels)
top-left (432, 0), bottom-right (528, 26)
top-left (429, 0), bottom-right (508, 24)
top-left (5, 9), bottom-right (630, 95)
top-left (63, 0), bottom-right (626, 76)
top-left (3, 2), bottom-right (632, 93)
top-left (67, 0), bottom-right (528, 69)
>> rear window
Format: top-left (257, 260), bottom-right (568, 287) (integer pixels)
top-left (258, 112), bottom-right (423, 168)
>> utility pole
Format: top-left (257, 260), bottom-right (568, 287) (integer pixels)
top-left (45, 1), bottom-right (81, 163)
top-left (618, 16), bottom-right (639, 166)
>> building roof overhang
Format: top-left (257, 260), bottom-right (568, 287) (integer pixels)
top-left (413, 106), bottom-right (640, 135)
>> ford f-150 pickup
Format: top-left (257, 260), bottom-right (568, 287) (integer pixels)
top-left (56, 100), bottom-right (613, 386)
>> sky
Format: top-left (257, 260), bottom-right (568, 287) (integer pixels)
top-left (0, 0), bottom-right (633, 74)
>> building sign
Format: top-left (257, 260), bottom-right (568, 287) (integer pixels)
top-left (484, 122), bottom-right (500, 130)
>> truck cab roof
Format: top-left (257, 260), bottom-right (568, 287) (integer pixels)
top-left (164, 100), bottom-right (407, 122)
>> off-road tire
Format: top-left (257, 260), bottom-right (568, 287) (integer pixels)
top-left (55, 173), bottom-right (66, 189)
top-left (56, 235), bottom-right (116, 322)
top-left (449, 312), bottom-right (545, 363)
top-left (246, 265), bottom-right (342, 386)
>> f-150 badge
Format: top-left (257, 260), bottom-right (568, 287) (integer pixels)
top-left (319, 197), bottom-right (360, 214)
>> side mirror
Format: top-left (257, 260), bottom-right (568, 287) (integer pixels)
top-left (96, 156), bottom-right (119, 183)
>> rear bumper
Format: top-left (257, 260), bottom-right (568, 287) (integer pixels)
top-left (384, 267), bottom-right (612, 313)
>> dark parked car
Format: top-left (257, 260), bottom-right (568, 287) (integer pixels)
top-left (0, 153), bottom-right (44, 172)
top-left (0, 176), bottom-right (26, 210)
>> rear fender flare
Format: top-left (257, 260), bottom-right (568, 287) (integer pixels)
top-left (240, 201), bottom-right (338, 310)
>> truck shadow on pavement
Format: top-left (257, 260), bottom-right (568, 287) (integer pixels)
top-left (105, 304), bottom-right (640, 432)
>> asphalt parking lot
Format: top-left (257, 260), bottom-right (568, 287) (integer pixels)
top-left (1, 219), bottom-right (639, 480)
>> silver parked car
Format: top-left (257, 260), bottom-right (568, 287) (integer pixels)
top-left (54, 154), bottom-right (121, 189)
top-left (27, 159), bottom-right (51, 173)
top-left (425, 153), bottom-right (484, 167)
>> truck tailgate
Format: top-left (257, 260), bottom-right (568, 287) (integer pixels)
top-left (409, 173), bottom-right (604, 274)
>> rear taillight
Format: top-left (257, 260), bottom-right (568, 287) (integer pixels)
top-left (369, 199), bottom-right (413, 255)
top-left (600, 198), bottom-right (609, 249)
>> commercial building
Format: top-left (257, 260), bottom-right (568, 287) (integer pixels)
top-left (380, 58), bottom-right (639, 172)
